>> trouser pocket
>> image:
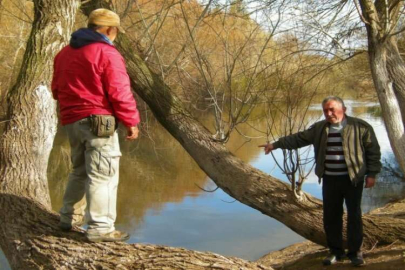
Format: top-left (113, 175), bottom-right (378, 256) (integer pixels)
top-left (87, 150), bottom-right (121, 177)
top-left (85, 150), bottom-right (121, 233)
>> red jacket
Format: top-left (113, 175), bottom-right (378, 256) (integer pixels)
top-left (52, 30), bottom-right (140, 127)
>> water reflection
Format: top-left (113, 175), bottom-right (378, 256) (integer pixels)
top-left (0, 252), bottom-right (8, 270)
top-left (131, 179), bottom-right (305, 259)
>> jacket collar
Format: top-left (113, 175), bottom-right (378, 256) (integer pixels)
top-left (69, 28), bottom-right (114, 48)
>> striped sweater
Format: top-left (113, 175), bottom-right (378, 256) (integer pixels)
top-left (324, 119), bottom-right (348, 175)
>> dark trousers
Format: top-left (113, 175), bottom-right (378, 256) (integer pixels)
top-left (322, 175), bottom-right (364, 257)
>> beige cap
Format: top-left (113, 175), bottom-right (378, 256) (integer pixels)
top-left (88, 8), bottom-right (125, 33)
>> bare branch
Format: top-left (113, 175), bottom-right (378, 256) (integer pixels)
top-left (194, 183), bottom-right (220, 193)
top-left (354, 0), bottom-right (370, 25)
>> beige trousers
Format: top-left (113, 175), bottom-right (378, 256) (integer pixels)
top-left (60, 117), bottom-right (121, 234)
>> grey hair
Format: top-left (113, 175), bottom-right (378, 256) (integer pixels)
top-left (322, 96), bottom-right (346, 108)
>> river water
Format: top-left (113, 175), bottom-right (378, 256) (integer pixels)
top-left (1, 100), bottom-right (404, 268)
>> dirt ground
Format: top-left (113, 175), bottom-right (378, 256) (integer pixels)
top-left (257, 241), bottom-right (405, 269)
top-left (257, 199), bottom-right (405, 269)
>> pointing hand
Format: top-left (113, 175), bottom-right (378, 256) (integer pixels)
top-left (258, 143), bottom-right (274, 155)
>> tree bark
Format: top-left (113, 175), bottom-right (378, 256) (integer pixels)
top-left (358, 0), bottom-right (405, 175)
top-left (0, 194), bottom-right (270, 269)
top-left (0, 0), bottom-right (81, 267)
top-left (0, 0), bottom-right (80, 207)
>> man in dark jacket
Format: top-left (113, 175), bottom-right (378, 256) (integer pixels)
top-left (259, 96), bottom-right (381, 266)
top-left (52, 8), bottom-right (140, 242)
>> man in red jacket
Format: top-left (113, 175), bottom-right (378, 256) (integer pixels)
top-left (52, 8), bottom-right (140, 242)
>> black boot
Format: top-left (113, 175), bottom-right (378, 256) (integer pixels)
top-left (322, 254), bottom-right (345, 266)
top-left (348, 252), bottom-right (365, 267)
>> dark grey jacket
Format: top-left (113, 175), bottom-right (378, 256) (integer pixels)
top-left (272, 116), bottom-right (381, 184)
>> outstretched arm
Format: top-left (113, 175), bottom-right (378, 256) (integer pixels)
top-left (258, 124), bottom-right (317, 154)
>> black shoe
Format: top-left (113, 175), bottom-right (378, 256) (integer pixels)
top-left (322, 254), bottom-right (344, 265)
top-left (58, 222), bottom-right (72, 231)
top-left (58, 220), bottom-right (84, 231)
top-left (349, 253), bottom-right (365, 267)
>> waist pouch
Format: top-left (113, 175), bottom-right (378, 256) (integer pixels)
top-left (90, 115), bottom-right (116, 137)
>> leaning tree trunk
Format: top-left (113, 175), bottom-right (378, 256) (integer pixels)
top-left (358, 0), bottom-right (405, 174)
top-left (0, 1), bottom-right (269, 269)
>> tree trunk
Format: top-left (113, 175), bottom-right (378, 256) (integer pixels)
top-left (367, 37), bottom-right (405, 174)
top-left (0, 0), bottom-right (80, 207)
top-left (358, 0), bottom-right (405, 174)
top-left (0, 0), bottom-right (81, 267)
top-left (0, 194), bottom-right (269, 269)
top-left (385, 37), bottom-right (405, 123)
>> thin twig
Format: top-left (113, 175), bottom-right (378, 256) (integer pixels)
top-left (221, 199), bottom-right (237, 203)
top-left (365, 240), bottom-right (379, 252)
top-left (354, 0), bottom-right (370, 25)
top-left (195, 183), bottom-right (219, 193)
